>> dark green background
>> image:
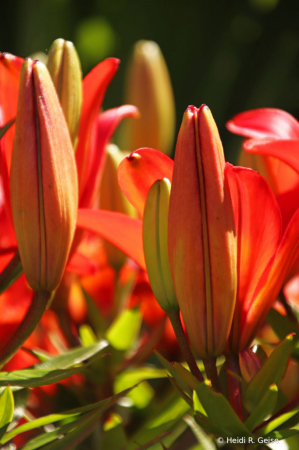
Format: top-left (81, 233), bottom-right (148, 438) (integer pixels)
top-left (1, 0), bottom-right (298, 161)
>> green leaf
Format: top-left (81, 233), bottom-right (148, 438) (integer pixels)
top-left (17, 411), bottom-right (97, 450)
top-left (102, 413), bottom-right (127, 449)
top-left (245, 384), bottom-right (278, 431)
top-left (106, 307), bottom-right (141, 351)
top-left (1, 385), bottom-right (137, 445)
top-left (34, 409), bottom-right (103, 450)
top-left (79, 324), bottom-right (97, 346)
top-left (196, 380), bottom-right (252, 438)
top-left (0, 118), bottom-right (15, 140)
top-left (154, 350), bottom-right (192, 397)
top-left (115, 367), bottom-right (162, 408)
top-left (244, 334), bottom-right (293, 412)
top-left (0, 354), bottom-right (107, 388)
top-left (184, 415), bottom-right (216, 450)
top-left (133, 432), bottom-right (171, 450)
top-left (257, 408), bottom-right (299, 435)
top-left (264, 428), bottom-right (299, 441)
top-left (34, 340), bottom-right (108, 370)
top-left (0, 387), bottom-right (14, 440)
top-left (83, 288), bottom-right (107, 338)
top-left (266, 308), bottom-right (299, 343)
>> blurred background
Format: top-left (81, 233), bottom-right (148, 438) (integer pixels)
top-left (1, 0), bottom-right (299, 161)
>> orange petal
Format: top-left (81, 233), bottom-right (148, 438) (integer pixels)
top-left (227, 108), bottom-right (299, 139)
top-left (245, 139), bottom-right (299, 175)
top-left (117, 148), bottom-right (173, 216)
top-left (76, 209), bottom-right (145, 270)
top-left (79, 104), bottom-right (139, 208)
top-left (225, 164), bottom-right (282, 351)
top-left (240, 207), bottom-right (299, 349)
top-left (75, 58), bottom-right (119, 196)
top-left (66, 251), bottom-right (97, 276)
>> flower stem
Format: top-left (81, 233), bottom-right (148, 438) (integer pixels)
top-left (0, 290), bottom-right (52, 369)
top-left (168, 310), bottom-right (204, 382)
top-left (226, 353), bottom-right (243, 421)
top-left (0, 250), bottom-right (23, 295)
top-left (203, 356), bottom-right (222, 392)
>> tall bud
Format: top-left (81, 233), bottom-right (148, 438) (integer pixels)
top-left (168, 105), bottom-right (237, 358)
top-left (143, 178), bottom-right (178, 312)
top-left (47, 39), bottom-right (82, 148)
top-left (123, 40), bottom-right (175, 156)
top-left (99, 144), bottom-right (136, 270)
top-left (10, 59), bottom-right (78, 291)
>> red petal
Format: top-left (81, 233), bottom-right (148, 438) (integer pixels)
top-left (244, 139), bottom-right (299, 177)
top-left (227, 108), bottom-right (299, 139)
top-left (0, 53), bottom-right (23, 229)
top-left (276, 184), bottom-right (299, 232)
top-left (117, 148), bottom-right (174, 216)
top-left (240, 207), bottom-right (299, 349)
top-left (79, 104), bottom-right (139, 207)
top-left (225, 164), bottom-right (282, 350)
top-left (66, 251), bottom-right (98, 276)
top-left (76, 209), bottom-right (145, 270)
top-left (76, 58), bottom-right (119, 196)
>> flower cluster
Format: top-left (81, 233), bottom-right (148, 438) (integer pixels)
top-left (1, 38), bottom-right (299, 449)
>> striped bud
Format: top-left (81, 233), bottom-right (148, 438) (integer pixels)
top-left (47, 38), bottom-right (82, 148)
top-left (10, 59), bottom-right (78, 291)
top-left (168, 105), bottom-right (237, 358)
top-left (143, 178), bottom-right (178, 312)
top-left (123, 40), bottom-right (175, 156)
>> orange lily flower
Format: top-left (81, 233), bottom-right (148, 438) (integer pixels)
top-left (115, 105), bottom-right (299, 355)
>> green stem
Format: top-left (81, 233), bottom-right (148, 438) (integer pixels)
top-left (168, 310), bottom-right (204, 382)
top-left (203, 356), bottom-right (222, 392)
top-left (0, 290), bottom-right (52, 369)
top-left (0, 251), bottom-right (23, 295)
top-left (226, 354), bottom-right (243, 421)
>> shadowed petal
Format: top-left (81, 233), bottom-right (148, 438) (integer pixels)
top-left (118, 148), bottom-right (173, 216)
top-left (244, 139), bottom-right (299, 176)
top-left (77, 209), bottom-right (145, 269)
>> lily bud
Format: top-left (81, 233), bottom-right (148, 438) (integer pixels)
top-left (123, 40), bottom-right (175, 156)
top-left (100, 144), bottom-right (136, 270)
top-left (239, 348), bottom-right (262, 383)
top-left (143, 178), bottom-right (178, 312)
top-left (10, 59), bottom-right (78, 291)
top-left (168, 105), bottom-right (237, 358)
top-left (47, 38), bottom-right (82, 148)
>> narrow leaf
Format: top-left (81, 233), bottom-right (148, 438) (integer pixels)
top-left (196, 380), bottom-right (252, 437)
top-left (0, 387), bottom-right (14, 440)
top-left (106, 307), bottom-right (141, 351)
top-left (245, 384), bottom-right (278, 431)
top-left (244, 334), bottom-right (293, 412)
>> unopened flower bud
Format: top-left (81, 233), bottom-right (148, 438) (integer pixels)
top-left (123, 40), bottom-right (175, 156)
top-left (10, 59), bottom-right (78, 291)
top-left (143, 178), bottom-right (178, 312)
top-left (168, 105), bottom-right (237, 358)
top-left (100, 144), bottom-right (136, 270)
top-left (239, 348), bottom-right (262, 383)
top-left (47, 38), bottom-right (82, 148)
